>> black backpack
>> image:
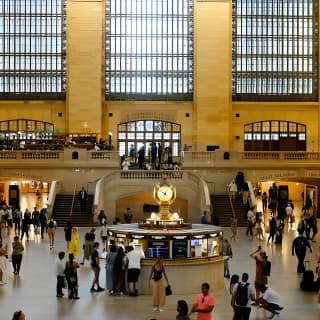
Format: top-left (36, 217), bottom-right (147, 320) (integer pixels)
top-left (235, 283), bottom-right (249, 306)
top-left (265, 260), bottom-right (271, 276)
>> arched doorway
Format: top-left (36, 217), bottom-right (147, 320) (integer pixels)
top-left (117, 120), bottom-right (181, 160)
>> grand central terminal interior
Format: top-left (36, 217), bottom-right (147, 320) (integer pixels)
top-left (0, 0), bottom-right (320, 319)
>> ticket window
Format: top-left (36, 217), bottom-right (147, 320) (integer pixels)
top-left (190, 239), bottom-right (207, 257)
top-left (208, 233), bottom-right (223, 257)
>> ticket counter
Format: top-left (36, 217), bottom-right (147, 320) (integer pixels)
top-left (107, 223), bottom-right (224, 294)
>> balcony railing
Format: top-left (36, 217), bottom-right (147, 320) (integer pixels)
top-left (1, 149), bottom-right (320, 169)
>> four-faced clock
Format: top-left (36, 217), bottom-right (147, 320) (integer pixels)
top-left (157, 186), bottom-right (174, 202)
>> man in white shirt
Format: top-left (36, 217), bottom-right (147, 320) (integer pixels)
top-left (256, 284), bottom-right (283, 319)
top-left (127, 245), bottom-right (145, 296)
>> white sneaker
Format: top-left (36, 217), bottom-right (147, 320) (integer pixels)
top-left (152, 308), bottom-right (158, 311)
top-left (158, 309), bottom-right (164, 312)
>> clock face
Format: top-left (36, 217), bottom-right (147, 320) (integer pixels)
top-left (157, 186), bottom-right (173, 202)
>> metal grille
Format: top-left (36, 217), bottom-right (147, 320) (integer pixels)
top-left (105, 0), bottom-right (193, 101)
top-left (232, 0), bottom-right (318, 101)
top-left (0, 0), bottom-right (66, 100)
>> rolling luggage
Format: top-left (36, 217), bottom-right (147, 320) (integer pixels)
top-left (300, 261), bottom-right (318, 292)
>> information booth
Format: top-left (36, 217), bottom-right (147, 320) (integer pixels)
top-left (107, 223), bottom-right (224, 294)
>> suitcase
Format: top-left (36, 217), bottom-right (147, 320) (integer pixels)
top-left (275, 233), bottom-right (282, 244)
top-left (300, 261), bottom-right (317, 292)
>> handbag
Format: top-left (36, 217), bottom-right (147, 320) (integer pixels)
top-left (165, 284), bottom-right (172, 296)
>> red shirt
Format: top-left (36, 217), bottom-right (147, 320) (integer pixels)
top-left (195, 293), bottom-right (215, 320)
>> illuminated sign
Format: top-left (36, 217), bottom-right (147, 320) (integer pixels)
top-left (116, 233), bottom-right (127, 238)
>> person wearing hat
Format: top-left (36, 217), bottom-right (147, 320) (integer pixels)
top-left (80, 227), bottom-right (96, 265)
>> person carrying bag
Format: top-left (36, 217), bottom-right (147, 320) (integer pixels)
top-left (149, 256), bottom-right (169, 312)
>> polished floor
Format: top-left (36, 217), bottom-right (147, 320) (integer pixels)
top-left (0, 215), bottom-right (319, 320)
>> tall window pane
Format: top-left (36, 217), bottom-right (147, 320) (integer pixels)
top-left (0, 0), bottom-right (66, 100)
top-left (232, 0), bottom-right (318, 101)
top-left (106, 0), bottom-right (193, 101)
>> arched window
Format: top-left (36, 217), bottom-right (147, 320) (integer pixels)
top-left (0, 119), bottom-right (54, 149)
top-left (117, 120), bottom-right (181, 158)
top-left (244, 120), bottom-right (306, 151)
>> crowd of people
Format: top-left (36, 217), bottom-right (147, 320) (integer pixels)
top-left (1, 183), bottom-right (320, 319)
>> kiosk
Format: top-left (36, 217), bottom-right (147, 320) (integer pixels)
top-left (107, 178), bottom-right (224, 294)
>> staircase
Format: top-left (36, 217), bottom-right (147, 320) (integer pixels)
top-left (211, 194), bottom-right (249, 227)
top-left (52, 194), bottom-right (96, 227)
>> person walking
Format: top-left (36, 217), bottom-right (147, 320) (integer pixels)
top-left (47, 217), bottom-right (57, 250)
top-left (39, 207), bottom-right (47, 239)
top-left (262, 192), bottom-right (268, 212)
top-left (231, 273), bottom-right (255, 320)
top-left (90, 242), bottom-right (104, 293)
top-left (20, 210), bottom-right (31, 241)
top-left (55, 251), bottom-right (65, 298)
top-left (230, 216), bottom-right (238, 241)
top-left (190, 282), bottom-right (215, 320)
top-left (246, 208), bottom-right (255, 239)
top-left (292, 231), bottom-right (312, 273)
top-left (222, 239), bottom-right (233, 278)
top-left (77, 186), bottom-right (88, 214)
top-left (13, 206), bottom-right (22, 235)
top-left (149, 256), bottom-right (169, 311)
top-left (11, 236), bottom-right (24, 275)
top-left (228, 180), bottom-right (238, 202)
top-left (267, 216), bottom-right (277, 244)
top-left (64, 221), bottom-right (72, 250)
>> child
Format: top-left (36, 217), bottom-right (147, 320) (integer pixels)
top-left (56, 251), bottom-right (65, 298)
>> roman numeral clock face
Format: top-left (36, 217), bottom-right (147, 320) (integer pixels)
top-left (157, 186), bottom-right (173, 202)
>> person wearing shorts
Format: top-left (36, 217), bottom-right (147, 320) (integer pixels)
top-left (127, 245), bottom-right (145, 296)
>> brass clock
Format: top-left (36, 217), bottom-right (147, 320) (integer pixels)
top-left (154, 179), bottom-right (176, 205)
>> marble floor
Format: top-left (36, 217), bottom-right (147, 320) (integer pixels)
top-left (0, 218), bottom-right (320, 320)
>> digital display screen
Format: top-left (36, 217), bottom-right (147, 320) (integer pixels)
top-left (147, 240), bottom-right (169, 258)
top-left (172, 240), bottom-right (188, 258)
top-left (191, 239), bottom-right (200, 246)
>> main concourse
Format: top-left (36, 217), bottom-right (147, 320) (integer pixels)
top-left (1, 216), bottom-right (319, 320)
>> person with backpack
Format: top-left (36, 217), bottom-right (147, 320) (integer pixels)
top-left (250, 247), bottom-right (267, 301)
top-left (47, 217), bottom-right (57, 250)
top-left (231, 273), bottom-right (255, 320)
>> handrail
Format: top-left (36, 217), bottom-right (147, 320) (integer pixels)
top-left (47, 180), bottom-right (59, 218)
top-left (70, 183), bottom-right (77, 216)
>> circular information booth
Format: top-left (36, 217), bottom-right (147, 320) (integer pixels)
top-left (107, 223), bottom-right (224, 294)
